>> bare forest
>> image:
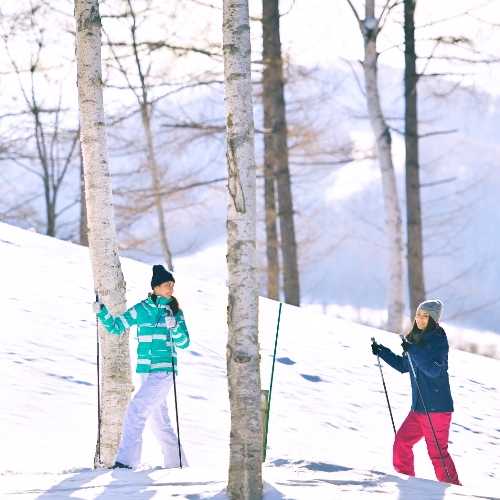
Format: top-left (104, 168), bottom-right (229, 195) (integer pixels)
top-left (2, 2), bottom-right (500, 340)
top-left (2, 1), bottom-right (500, 498)
top-left (0, 0), bottom-right (499, 331)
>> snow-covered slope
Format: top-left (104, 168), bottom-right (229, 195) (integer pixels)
top-left (1, 222), bottom-right (499, 499)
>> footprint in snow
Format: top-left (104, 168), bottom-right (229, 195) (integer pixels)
top-left (300, 374), bottom-right (322, 383)
top-left (303, 462), bottom-right (352, 473)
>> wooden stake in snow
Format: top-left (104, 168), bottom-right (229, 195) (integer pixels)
top-left (74, 0), bottom-right (133, 468)
top-left (222, 0), bottom-right (263, 498)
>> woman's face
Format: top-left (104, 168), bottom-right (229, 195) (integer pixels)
top-left (415, 310), bottom-right (430, 331)
top-left (154, 281), bottom-right (174, 299)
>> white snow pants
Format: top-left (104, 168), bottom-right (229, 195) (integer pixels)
top-left (115, 372), bottom-right (188, 469)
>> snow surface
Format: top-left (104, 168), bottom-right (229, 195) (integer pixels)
top-left (1, 222), bottom-right (499, 499)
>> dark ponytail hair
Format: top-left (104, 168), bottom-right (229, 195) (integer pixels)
top-left (405, 316), bottom-right (437, 347)
top-left (150, 293), bottom-right (180, 316)
top-left (168, 296), bottom-right (180, 316)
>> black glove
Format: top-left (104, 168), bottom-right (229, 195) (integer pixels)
top-left (401, 338), bottom-right (411, 352)
top-left (371, 341), bottom-right (382, 356)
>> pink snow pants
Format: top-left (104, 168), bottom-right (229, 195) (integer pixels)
top-left (393, 410), bottom-right (461, 485)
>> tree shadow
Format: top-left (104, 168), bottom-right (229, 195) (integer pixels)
top-left (262, 481), bottom-right (287, 499)
top-left (14, 463), bottom-right (458, 499)
top-left (93, 468), bottom-right (159, 500)
top-left (265, 461), bottom-right (452, 500)
top-left (30, 468), bottom-right (157, 499)
top-left (183, 482), bottom-right (285, 500)
top-left (184, 487), bottom-right (229, 499)
top-left (32, 468), bottom-right (111, 500)
top-left (31, 467), bottom-right (230, 499)
top-left (367, 471), bottom-right (450, 500)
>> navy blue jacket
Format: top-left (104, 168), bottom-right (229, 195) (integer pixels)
top-left (378, 327), bottom-right (454, 413)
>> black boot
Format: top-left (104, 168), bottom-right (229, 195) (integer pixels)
top-left (109, 461), bottom-right (132, 469)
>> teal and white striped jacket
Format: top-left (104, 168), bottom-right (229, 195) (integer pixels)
top-left (98, 294), bottom-right (190, 374)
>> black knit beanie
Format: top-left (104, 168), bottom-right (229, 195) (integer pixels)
top-left (151, 265), bottom-right (175, 289)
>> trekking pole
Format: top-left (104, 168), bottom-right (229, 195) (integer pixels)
top-left (169, 315), bottom-right (183, 468)
top-left (95, 291), bottom-right (103, 467)
top-left (371, 337), bottom-right (396, 436)
top-left (399, 335), bottom-right (452, 483)
top-left (263, 302), bottom-right (282, 461)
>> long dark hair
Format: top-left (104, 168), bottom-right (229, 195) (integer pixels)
top-left (168, 296), bottom-right (180, 316)
top-left (405, 316), bottom-right (437, 346)
top-left (150, 293), bottom-right (180, 316)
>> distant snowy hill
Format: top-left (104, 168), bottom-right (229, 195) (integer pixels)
top-left (1, 222), bottom-right (499, 499)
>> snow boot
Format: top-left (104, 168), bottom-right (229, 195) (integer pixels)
top-left (109, 461), bottom-right (132, 469)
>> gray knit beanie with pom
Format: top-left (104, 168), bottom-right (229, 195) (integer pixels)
top-left (416, 300), bottom-right (443, 323)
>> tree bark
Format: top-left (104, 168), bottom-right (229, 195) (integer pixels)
top-left (126, 0), bottom-right (173, 270)
top-left (355, 0), bottom-right (405, 332)
top-left (263, 138), bottom-right (280, 300)
top-left (33, 108), bottom-right (56, 237)
top-left (262, 0), bottom-right (280, 301)
top-left (79, 137), bottom-right (89, 246)
top-left (140, 102), bottom-right (174, 270)
top-left (405, 0), bottom-right (425, 315)
top-left (262, 0), bottom-right (299, 306)
top-left (47, 197), bottom-right (56, 237)
top-left (222, 1), bottom-right (263, 498)
top-left (75, 0), bottom-right (133, 467)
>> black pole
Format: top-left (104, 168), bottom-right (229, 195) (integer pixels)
top-left (371, 337), bottom-right (396, 435)
top-left (263, 302), bottom-right (282, 461)
top-left (400, 335), bottom-right (452, 483)
top-left (169, 316), bottom-right (183, 468)
top-left (95, 291), bottom-right (102, 467)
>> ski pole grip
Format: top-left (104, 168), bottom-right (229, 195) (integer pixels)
top-left (371, 337), bottom-right (376, 343)
top-left (95, 291), bottom-right (99, 302)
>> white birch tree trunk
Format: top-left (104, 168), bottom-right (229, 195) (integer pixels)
top-left (222, 1), bottom-right (262, 498)
top-left (346, 0), bottom-right (404, 333)
top-left (364, 40), bottom-right (404, 333)
top-left (75, 0), bottom-right (133, 467)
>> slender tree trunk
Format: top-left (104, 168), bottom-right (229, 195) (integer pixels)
top-left (33, 110), bottom-right (55, 237)
top-left (262, 0), bottom-right (299, 306)
top-left (263, 144), bottom-right (280, 300)
top-left (80, 138), bottom-right (89, 246)
top-left (360, 1), bottom-right (404, 332)
top-left (140, 103), bottom-right (174, 270)
top-left (405, 0), bottom-right (425, 315)
top-left (223, 1), bottom-right (262, 498)
top-left (75, 0), bottom-right (133, 467)
top-left (262, 0), bottom-right (280, 301)
top-left (40, 141), bottom-right (55, 237)
top-left (46, 196), bottom-right (56, 237)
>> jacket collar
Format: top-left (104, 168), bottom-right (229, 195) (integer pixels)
top-left (147, 293), bottom-right (172, 309)
top-left (421, 325), bottom-right (445, 341)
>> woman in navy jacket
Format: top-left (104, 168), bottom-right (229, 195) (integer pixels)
top-left (371, 300), bottom-right (461, 485)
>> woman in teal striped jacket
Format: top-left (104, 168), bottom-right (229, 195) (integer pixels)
top-left (93, 265), bottom-right (190, 469)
